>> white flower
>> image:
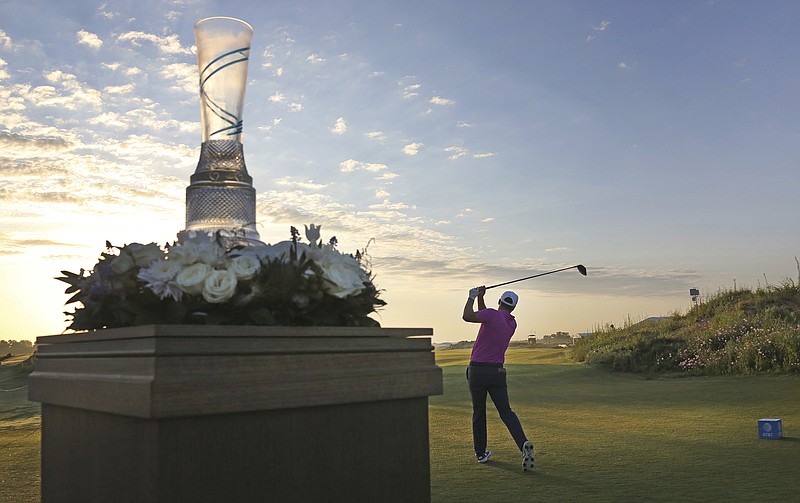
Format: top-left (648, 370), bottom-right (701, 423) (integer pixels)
top-left (110, 252), bottom-right (135, 274)
top-left (176, 262), bottom-right (212, 296)
top-left (202, 269), bottom-right (238, 303)
top-left (229, 255), bottom-right (261, 280)
top-left (127, 242), bottom-right (166, 267)
top-left (168, 243), bottom-right (200, 265)
top-left (138, 259), bottom-right (183, 301)
top-left (292, 293), bottom-right (310, 308)
top-left (244, 241), bottom-right (311, 262)
top-left (305, 224), bottom-right (321, 246)
top-left (309, 245), bottom-right (369, 298)
top-left (173, 231), bottom-right (226, 266)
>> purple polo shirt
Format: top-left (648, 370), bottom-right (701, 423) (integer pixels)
top-left (469, 308), bottom-right (517, 364)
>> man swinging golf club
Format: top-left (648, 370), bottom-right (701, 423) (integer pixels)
top-left (462, 286), bottom-right (535, 472)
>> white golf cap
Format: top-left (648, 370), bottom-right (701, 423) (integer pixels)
top-left (500, 291), bottom-right (518, 307)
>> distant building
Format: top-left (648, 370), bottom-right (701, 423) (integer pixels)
top-left (535, 331), bottom-right (574, 347)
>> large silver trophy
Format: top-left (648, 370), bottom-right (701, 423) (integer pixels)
top-left (185, 17), bottom-right (261, 243)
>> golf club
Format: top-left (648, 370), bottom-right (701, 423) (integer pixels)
top-left (485, 264), bottom-right (587, 290)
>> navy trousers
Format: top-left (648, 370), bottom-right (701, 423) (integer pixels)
top-left (467, 363), bottom-right (528, 456)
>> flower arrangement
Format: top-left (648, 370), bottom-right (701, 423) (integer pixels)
top-left (57, 225), bottom-right (385, 331)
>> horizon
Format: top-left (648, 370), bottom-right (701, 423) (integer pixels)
top-left (1, 1), bottom-right (799, 343)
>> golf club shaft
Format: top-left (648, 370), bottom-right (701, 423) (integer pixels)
top-left (485, 265), bottom-right (583, 290)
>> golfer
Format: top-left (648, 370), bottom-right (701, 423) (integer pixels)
top-left (462, 286), bottom-right (535, 472)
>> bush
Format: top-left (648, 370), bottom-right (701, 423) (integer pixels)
top-left (576, 282), bottom-right (800, 375)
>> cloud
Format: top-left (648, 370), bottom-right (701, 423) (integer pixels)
top-left (593, 20), bottom-right (611, 31)
top-left (77, 30), bottom-right (103, 49)
top-left (399, 77), bottom-right (421, 99)
top-left (444, 145), bottom-right (469, 160)
top-left (369, 199), bottom-right (414, 211)
top-left (618, 62), bottom-right (630, 69)
top-left (0, 131), bottom-right (72, 157)
top-left (269, 92), bottom-right (285, 103)
top-left (0, 30), bottom-right (20, 51)
top-left (103, 83), bottom-right (135, 95)
top-left (274, 177), bottom-right (327, 190)
top-left (97, 2), bottom-right (119, 20)
top-left (118, 31), bottom-right (192, 55)
top-left (365, 131), bottom-right (386, 142)
top-left (160, 63), bottom-right (197, 95)
top-left (24, 70), bottom-right (103, 110)
top-left (402, 142), bottom-right (423, 156)
top-left (457, 121), bottom-right (472, 128)
top-left (545, 247), bottom-right (569, 252)
top-left (339, 159), bottom-right (392, 176)
top-left (480, 217), bottom-right (495, 223)
top-left (306, 53), bottom-right (326, 64)
top-left (430, 96), bottom-right (454, 106)
top-left (472, 152), bottom-right (495, 159)
top-left (0, 58), bottom-right (8, 80)
top-left (330, 117), bottom-right (347, 135)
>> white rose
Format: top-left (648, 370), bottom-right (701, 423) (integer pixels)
top-left (176, 262), bottom-right (212, 296)
top-left (168, 244), bottom-right (200, 265)
top-left (127, 242), bottom-right (165, 267)
top-left (173, 231), bottom-right (226, 266)
top-left (310, 246), bottom-right (369, 298)
top-left (229, 255), bottom-right (261, 280)
top-left (202, 269), bottom-right (238, 303)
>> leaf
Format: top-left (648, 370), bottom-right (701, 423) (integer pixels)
top-left (248, 307), bottom-right (275, 325)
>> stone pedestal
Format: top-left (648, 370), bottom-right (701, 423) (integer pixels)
top-left (29, 325), bottom-right (442, 503)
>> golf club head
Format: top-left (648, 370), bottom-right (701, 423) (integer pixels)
top-left (577, 264), bottom-right (587, 276)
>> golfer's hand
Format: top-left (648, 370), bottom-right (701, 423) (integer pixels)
top-left (468, 287), bottom-right (480, 300)
top-left (477, 285), bottom-right (486, 297)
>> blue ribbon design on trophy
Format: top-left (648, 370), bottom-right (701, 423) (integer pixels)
top-left (199, 46), bottom-right (250, 138)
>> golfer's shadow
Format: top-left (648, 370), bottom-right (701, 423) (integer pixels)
top-left (484, 460), bottom-right (530, 474)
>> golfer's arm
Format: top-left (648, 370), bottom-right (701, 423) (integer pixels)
top-left (477, 295), bottom-right (486, 311)
top-left (462, 298), bottom-right (481, 323)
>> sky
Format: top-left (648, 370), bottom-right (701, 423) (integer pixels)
top-left (1, 0), bottom-right (798, 344)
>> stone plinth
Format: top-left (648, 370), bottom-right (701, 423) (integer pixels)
top-left (29, 325), bottom-right (442, 503)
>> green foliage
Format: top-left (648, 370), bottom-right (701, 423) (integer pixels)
top-left (574, 281), bottom-right (800, 375)
top-left (56, 228), bottom-right (386, 331)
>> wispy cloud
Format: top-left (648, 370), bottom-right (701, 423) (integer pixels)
top-left (118, 31), bottom-right (192, 55)
top-left (430, 96), bottom-right (454, 106)
top-left (365, 131), bottom-right (386, 142)
top-left (274, 177), bottom-right (327, 190)
top-left (593, 19), bottom-right (611, 31)
top-left (339, 159), bottom-right (388, 173)
top-left (160, 63), bottom-right (196, 95)
top-left (399, 77), bottom-right (421, 99)
top-left (444, 145), bottom-right (469, 160)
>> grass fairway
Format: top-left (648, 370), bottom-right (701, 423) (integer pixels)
top-left (0, 358), bottom-right (40, 503)
top-left (430, 348), bottom-right (800, 503)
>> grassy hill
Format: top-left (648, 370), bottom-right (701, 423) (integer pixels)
top-left (573, 282), bottom-right (800, 375)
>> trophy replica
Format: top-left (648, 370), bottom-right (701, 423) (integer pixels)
top-left (186, 16), bottom-right (261, 243)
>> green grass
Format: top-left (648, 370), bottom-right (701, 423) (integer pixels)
top-left (573, 282), bottom-right (800, 375)
top-left (430, 348), bottom-right (800, 502)
top-left (4, 349), bottom-right (800, 502)
top-left (0, 358), bottom-right (40, 503)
